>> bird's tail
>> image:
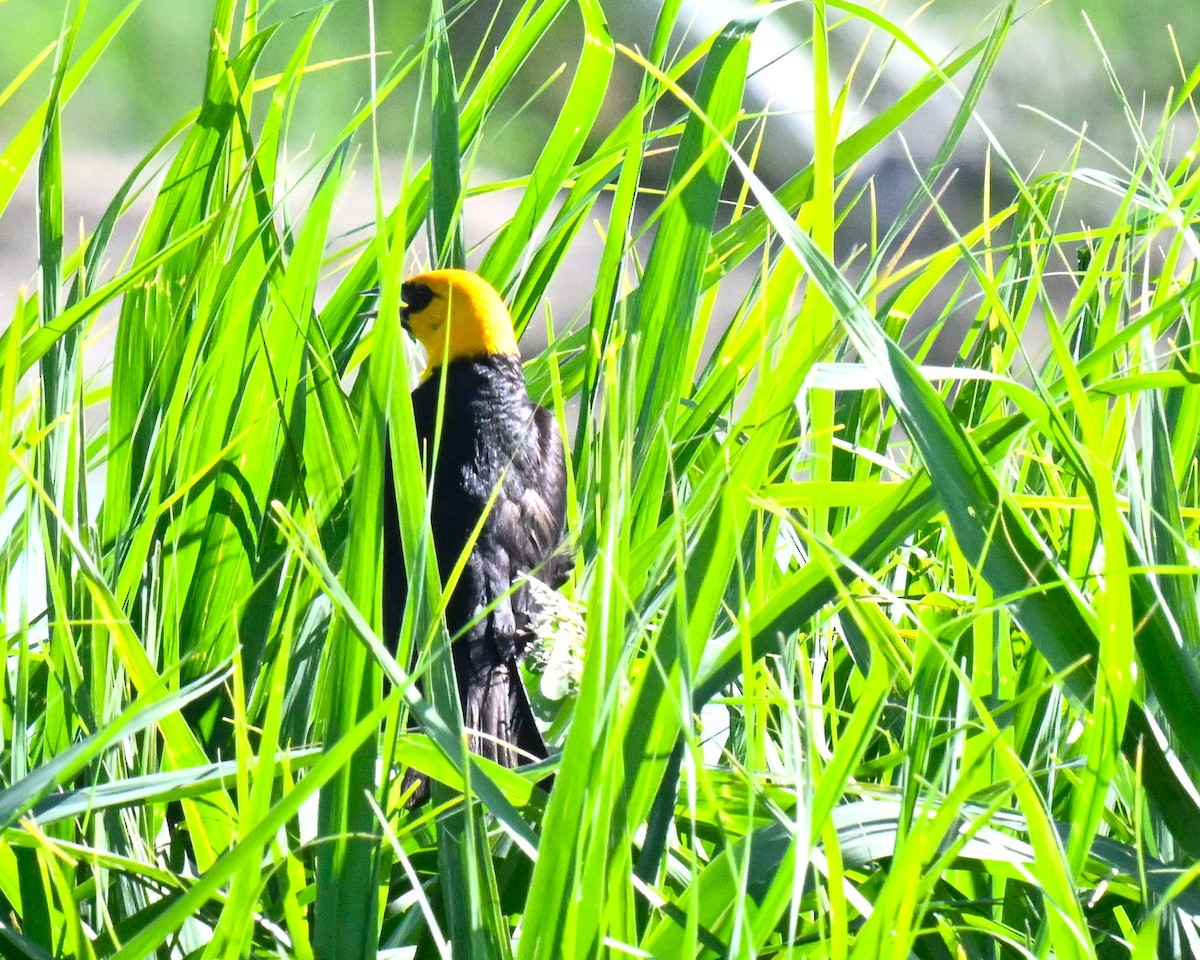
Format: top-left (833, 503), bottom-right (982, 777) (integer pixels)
top-left (461, 659), bottom-right (547, 768)
top-left (400, 648), bottom-right (547, 809)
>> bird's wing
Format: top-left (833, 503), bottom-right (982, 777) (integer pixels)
top-left (518, 404), bottom-right (570, 588)
top-left (384, 401), bottom-right (567, 645)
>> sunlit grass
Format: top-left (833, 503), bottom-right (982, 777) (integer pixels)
top-left (2, 1), bottom-right (1199, 958)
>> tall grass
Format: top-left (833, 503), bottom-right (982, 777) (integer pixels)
top-left (2, 1), bottom-right (1199, 957)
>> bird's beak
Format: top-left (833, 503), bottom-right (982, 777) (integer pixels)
top-left (358, 287), bottom-right (379, 319)
top-left (358, 286), bottom-right (413, 329)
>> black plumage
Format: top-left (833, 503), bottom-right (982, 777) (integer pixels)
top-left (383, 353), bottom-right (569, 770)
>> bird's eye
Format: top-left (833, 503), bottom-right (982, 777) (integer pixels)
top-left (400, 282), bottom-right (436, 315)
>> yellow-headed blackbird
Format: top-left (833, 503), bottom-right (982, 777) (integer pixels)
top-left (382, 269), bottom-right (568, 772)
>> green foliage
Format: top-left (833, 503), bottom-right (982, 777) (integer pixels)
top-left (2, 1), bottom-right (1199, 958)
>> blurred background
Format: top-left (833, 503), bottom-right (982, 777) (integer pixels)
top-left (1, 0), bottom-right (1197, 318)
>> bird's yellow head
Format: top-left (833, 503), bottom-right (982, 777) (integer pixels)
top-left (399, 269), bottom-right (519, 377)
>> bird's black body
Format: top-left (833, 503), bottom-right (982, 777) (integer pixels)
top-left (383, 354), bottom-right (568, 768)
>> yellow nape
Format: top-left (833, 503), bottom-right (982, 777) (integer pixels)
top-left (400, 269), bottom-right (519, 376)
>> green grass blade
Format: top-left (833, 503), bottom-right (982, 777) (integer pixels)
top-left (478, 0), bottom-right (613, 289)
top-left (430, 0), bottom-right (465, 269)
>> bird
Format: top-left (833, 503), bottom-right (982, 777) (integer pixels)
top-left (381, 268), bottom-right (570, 783)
